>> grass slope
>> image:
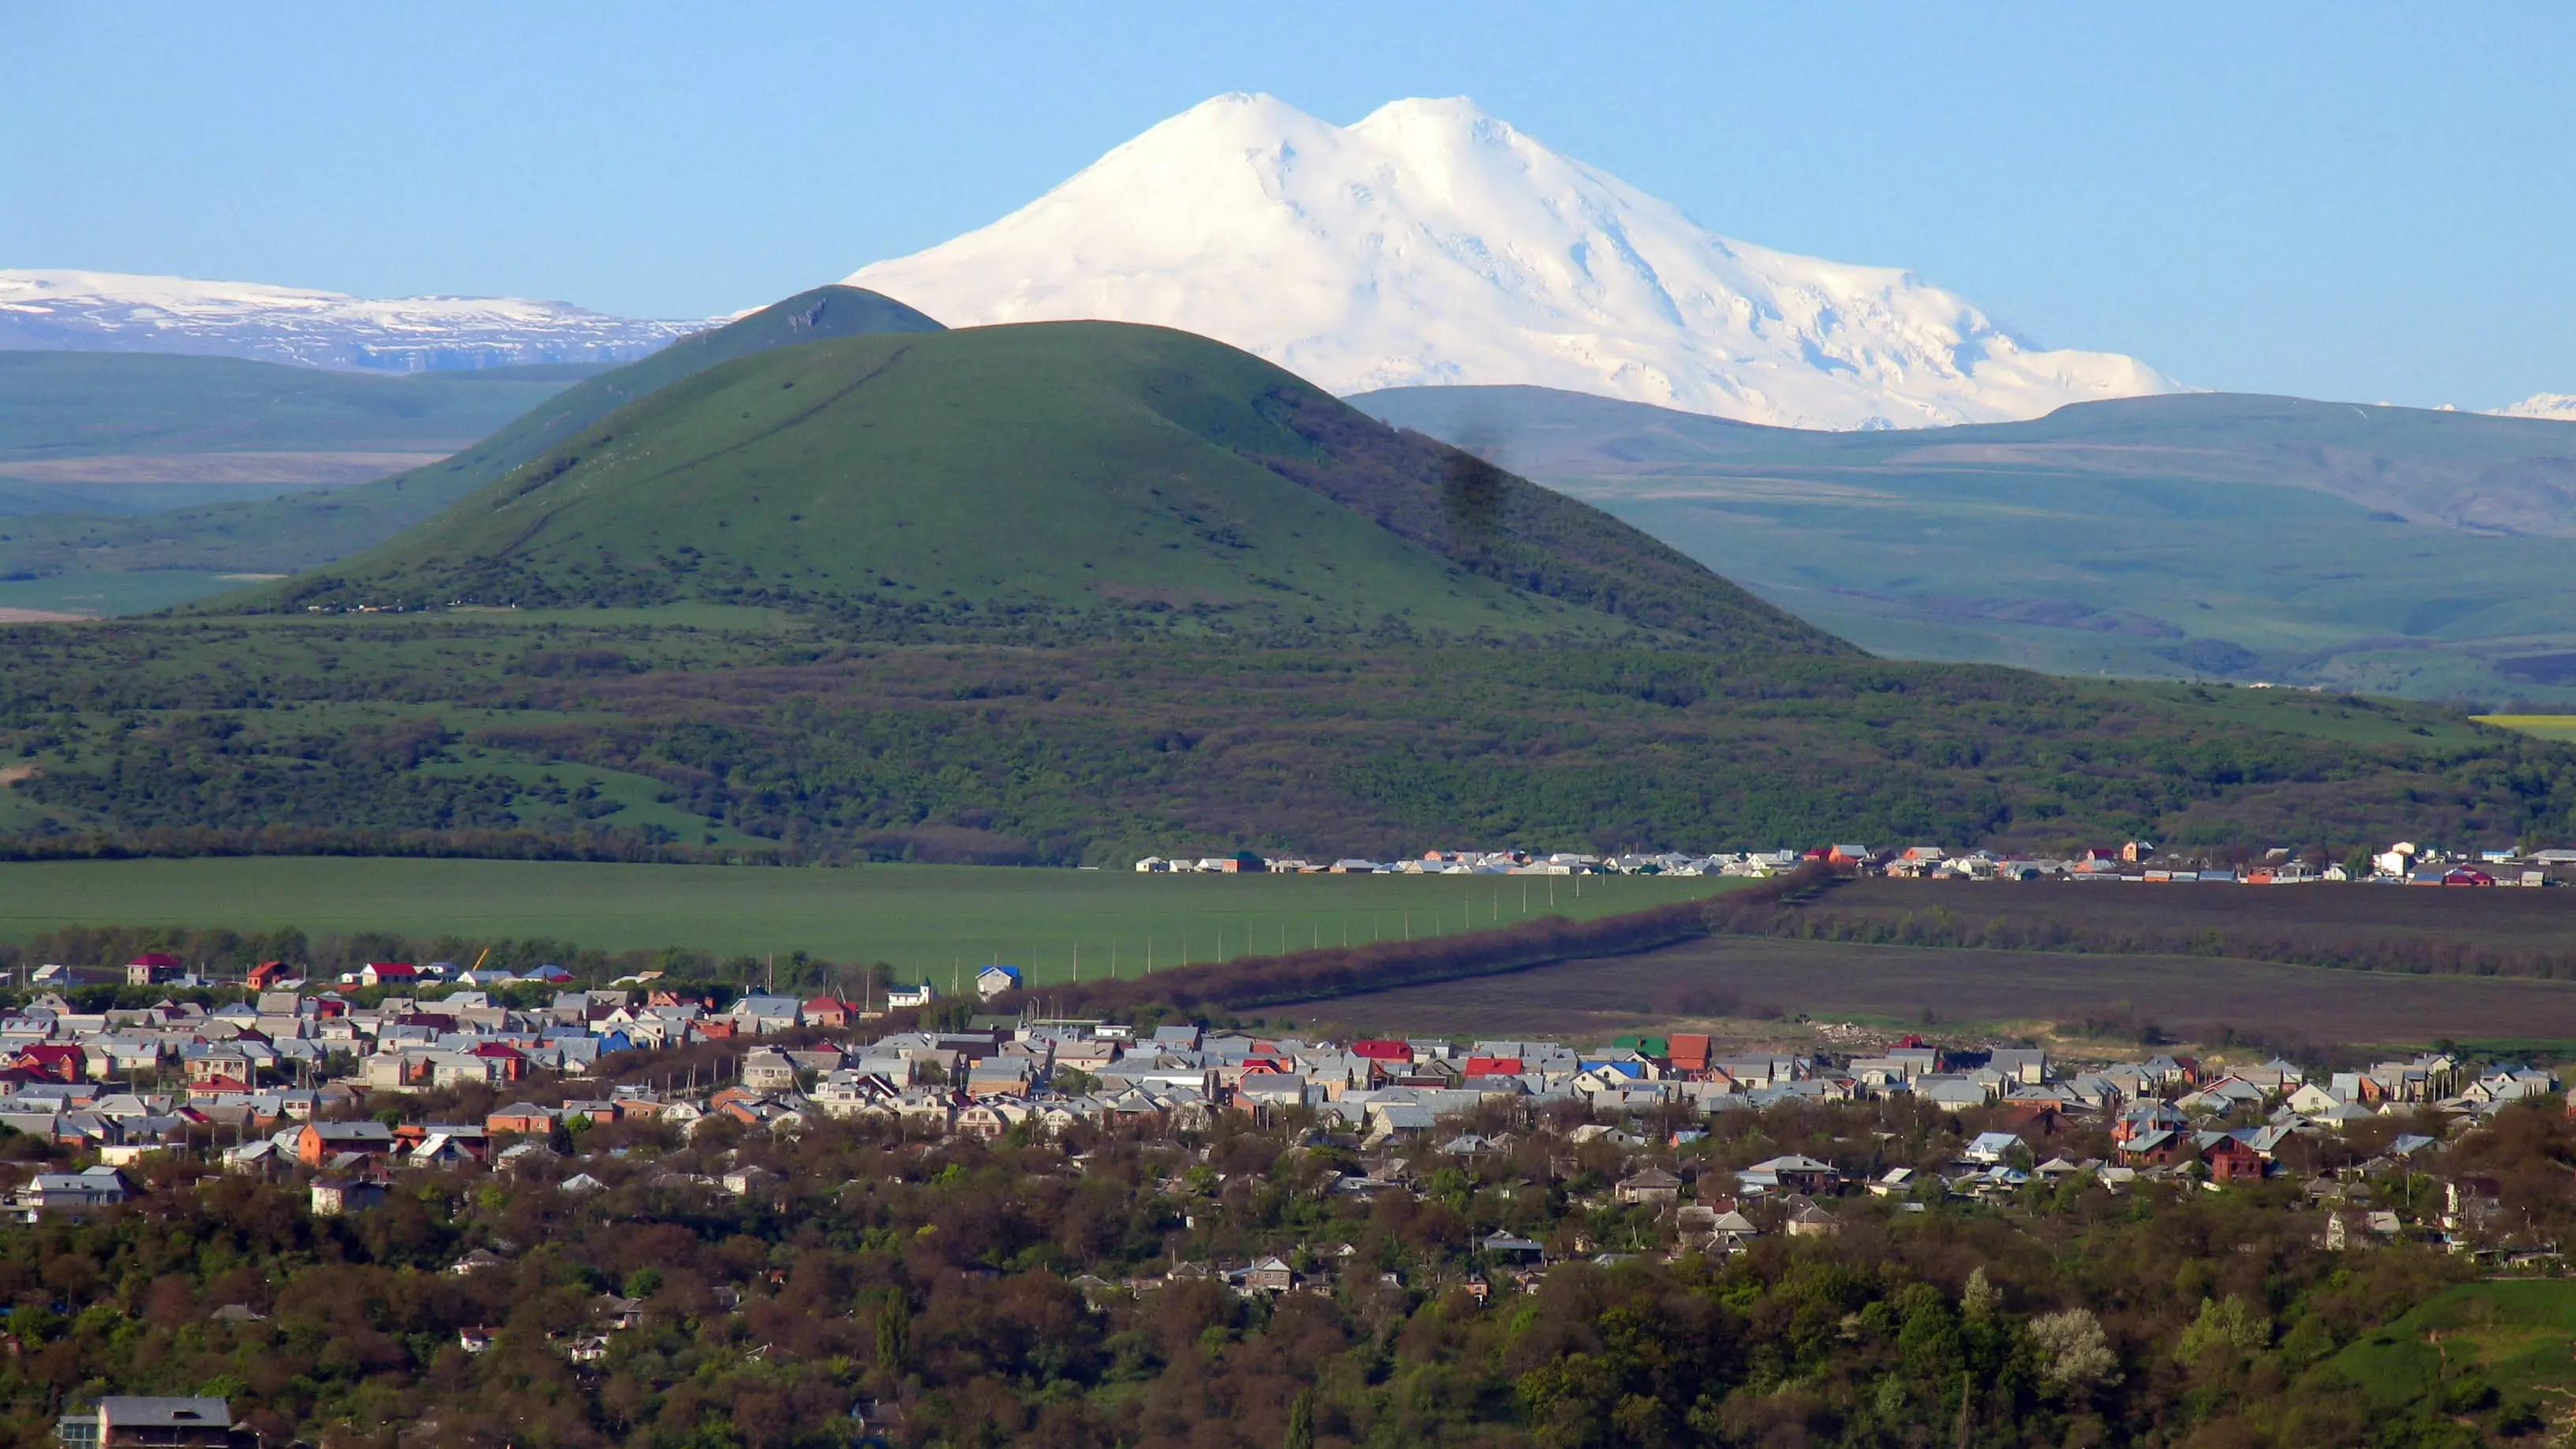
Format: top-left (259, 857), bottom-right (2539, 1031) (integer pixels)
top-left (1357, 386), bottom-right (2576, 702)
top-left (2329, 1280), bottom-right (2576, 1420)
top-left (237, 322), bottom-right (1837, 650)
top-left (0, 288), bottom-right (942, 605)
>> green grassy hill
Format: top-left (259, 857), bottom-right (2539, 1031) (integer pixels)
top-left (235, 322), bottom-right (1839, 650)
top-left (0, 287), bottom-right (941, 607)
top-left (1358, 386), bottom-right (2576, 702)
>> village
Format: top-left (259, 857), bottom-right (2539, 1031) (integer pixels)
top-left (14, 952), bottom-right (2576, 1449)
top-left (1138, 841), bottom-right (2576, 885)
top-left (0, 956), bottom-right (2559, 1273)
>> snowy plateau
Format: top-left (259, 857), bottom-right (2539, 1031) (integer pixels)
top-left (848, 93), bottom-right (2176, 429)
top-left (0, 270), bottom-right (698, 373)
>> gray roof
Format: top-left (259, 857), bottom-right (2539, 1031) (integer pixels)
top-left (99, 1398), bottom-right (232, 1428)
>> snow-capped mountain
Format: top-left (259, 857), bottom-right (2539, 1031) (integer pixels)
top-left (2498, 393), bottom-right (2576, 422)
top-left (847, 93), bottom-right (2174, 429)
top-left (0, 270), bottom-right (702, 373)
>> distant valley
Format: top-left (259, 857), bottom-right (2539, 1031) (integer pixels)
top-left (1361, 386), bottom-right (2576, 702)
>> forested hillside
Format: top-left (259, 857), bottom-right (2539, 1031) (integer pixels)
top-left (5, 616), bottom-right (2573, 863)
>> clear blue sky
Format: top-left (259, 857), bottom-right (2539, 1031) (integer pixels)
top-left (6, 2), bottom-right (2570, 408)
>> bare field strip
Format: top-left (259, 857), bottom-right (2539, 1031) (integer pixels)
top-left (1317, 935), bottom-right (2576, 1049)
top-left (1807, 876), bottom-right (2576, 944)
top-left (0, 450), bottom-right (453, 484)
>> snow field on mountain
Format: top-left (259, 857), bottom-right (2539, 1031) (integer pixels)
top-left (848, 93), bottom-right (2175, 429)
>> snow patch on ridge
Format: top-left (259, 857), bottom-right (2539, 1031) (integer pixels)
top-left (846, 92), bottom-right (2176, 429)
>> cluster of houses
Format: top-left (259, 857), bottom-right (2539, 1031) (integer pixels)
top-left (0, 975), bottom-right (906, 1212)
top-left (1134, 849), bottom-right (1806, 878)
top-left (1879, 841), bottom-right (2576, 886)
top-left (99, 953), bottom-right (587, 992)
top-left (1135, 841), bottom-right (2576, 885)
top-left (4, 957), bottom-right (2558, 1265)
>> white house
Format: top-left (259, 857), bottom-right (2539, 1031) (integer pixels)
top-left (1962, 1131), bottom-right (2024, 1165)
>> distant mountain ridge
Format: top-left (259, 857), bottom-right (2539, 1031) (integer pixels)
top-left (848, 92), bottom-right (2175, 430)
top-left (0, 268), bottom-right (703, 373)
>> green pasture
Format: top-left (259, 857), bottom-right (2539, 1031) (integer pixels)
top-left (0, 569), bottom-right (264, 619)
top-left (0, 856), bottom-right (1732, 984)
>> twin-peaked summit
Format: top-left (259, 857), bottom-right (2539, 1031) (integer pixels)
top-left (847, 92), bottom-right (2174, 430)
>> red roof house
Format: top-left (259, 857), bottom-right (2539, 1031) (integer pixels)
top-left (1667, 1034), bottom-right (1714, 1075)
top-left (470, 1043), bottom-right (528, 1080)
top-left (13, 1044), bottom-right (85, 1083)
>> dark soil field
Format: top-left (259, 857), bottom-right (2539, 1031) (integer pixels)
top-left (1320, 935), bottom-right (2576, 1052)
top-left (1709, 876), bottom-right (2576, 980)
top-left (1817, 876), bottom-right (2576, 943)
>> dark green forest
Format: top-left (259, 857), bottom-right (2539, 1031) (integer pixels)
top-left (6, 616), bottom-right (2576, 864)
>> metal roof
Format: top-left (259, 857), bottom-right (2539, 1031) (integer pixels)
top-left (98, 1398), bottom-right (231, 1427)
